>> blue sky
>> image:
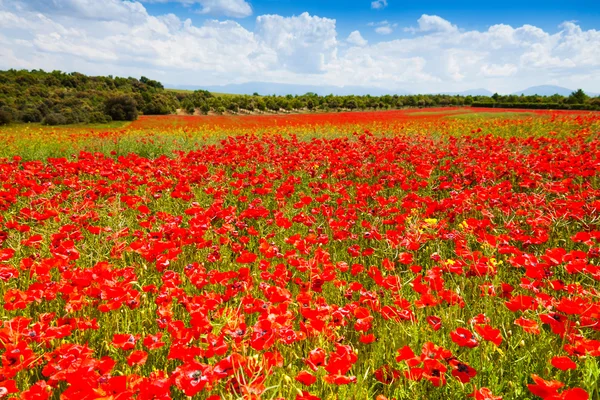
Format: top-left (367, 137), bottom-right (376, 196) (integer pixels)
top-left (1, 0), bottom-right (599, 94)
top-left (144, 0), bottom-right (600, 38)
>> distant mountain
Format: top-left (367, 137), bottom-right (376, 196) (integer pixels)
top-left (511, 85), bottom-right (600, 97)
top-left (166, 82), bottom-right (410, 96)
top-left (436, 88), bottom-right (494, 96)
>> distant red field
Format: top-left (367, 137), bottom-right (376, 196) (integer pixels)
top-left (127, 107), bottom-right (592, 130)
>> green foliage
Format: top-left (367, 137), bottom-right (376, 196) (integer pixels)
top-left (472, 102), bottom-right (600, 110)
top-left (41, 112), bottom-right (67, 126)
top-left (89, 111), bottom-right (113, 124)
top-left (0, 109), bottom-right (11, 125)
top-left (568, 89), bottom-right (590, 104)
top-left (0, 69), bottom-right (180, 125)
top-left (104, 95), bottom-right (139, 121)
top-left (20, 107), bottom-right (43, 123)
top-left (472, 89), bottom-right (598, 111)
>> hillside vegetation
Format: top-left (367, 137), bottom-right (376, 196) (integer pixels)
top-left (0, 70), bottom-right (178, 126)
top-left (1, 69), bottom-right (599, 126)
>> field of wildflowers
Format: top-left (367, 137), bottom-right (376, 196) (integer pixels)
top-left (1, 108), bottom-right (600, 399)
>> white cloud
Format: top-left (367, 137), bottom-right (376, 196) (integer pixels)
top-left (406, 14), bottom-right (458, 34)
top-left (347, 30), bottom-right (367, 46)
top-left (371, 0), bottom-right (387, 10)
top-left (140, 0), bottom-right (252, 18)
top-left (255, 12), bottom-right (337, 73)
top-left (22, 0), bottom-right (149, 23)
top-left (0, 3), bottom-right (599, 94)
top-left (195, 0), bottom-right (251, 18)
top-left (370, 20), bottom-right (396, 35)
top-left (375, 26), bottom-right (392, 35)
top-left (480, 63), bottom-right (518, 77)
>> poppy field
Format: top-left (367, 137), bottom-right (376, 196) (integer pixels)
top-left (1, 108), bottom-right (600, 400)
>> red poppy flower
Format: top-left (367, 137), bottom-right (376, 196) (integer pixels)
top-left (325, 344), bottom-right (357, 376)
top-left (560, 388), bottom-right (589, 400)
top-left (111, 334), bottom-right (139, 351)
top-left (527, 374), bottom-right (564, 398)
top-left (127, 350), bottom-right (148, 367)
top-left (426, 316), bottom-right (442, 331)
top-left (295, 370), bottom-right (317, 386)
top-left (323, 374), bottom-right (357, 385)
top-left (0, 380), bottom-right (19, 398)
top-left (550, 356), bottom-right (577, 371)
top-left (20, 380), bottom-right (52, 400)
top-left (448, 359), bottom-right (477, 383)
top-left (296, 391), bottom-right (321, 400)
top-left (171, 361), bottom-right (213, 396)
top-left (450, 328), bottom-right (479, 348)
top-left (236, 251), bottom-right (257, 264)
top-left (360, 333), bottom-right (376, 344)
top-left (143, 333), bottom-right (165, 350)
top-left (305, 348), bottom-right (327, 371)
top-left (475, 324), bottom-right (503, 346)
top-left (514, 317), bottom-right (540, 335)
top-left (374, 365), bottom-right (401, 384)
top-left (469, 387), bottom-right (503, 400)
top-left (395, 345), bottom-right (416, 362)
top-left (422, 358), bottom-right (447, 387)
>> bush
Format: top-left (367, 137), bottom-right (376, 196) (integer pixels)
top-left (104, 95), bottom-right (138, 121)
top-left (199, 102), bottom-right (211, 114)
top-left (88, 111), bottom-right (112, 124)
top-left (143, 99), bottom-right (173, 115)
top-left (41, 113), bottom-right (67, 126)
top-left (20, 108), bottom-right (43, 123)
top-left (0, 109), bottom-right (12, 125)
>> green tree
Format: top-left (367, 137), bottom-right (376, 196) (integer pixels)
top-left (0, 109), bottom-right (12, 125)
top-left (568, 89), bottom-right (589, 104)
top-left (104, 95), bottom-right (138, 121)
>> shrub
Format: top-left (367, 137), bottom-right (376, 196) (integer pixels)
top-left (104, 95), bottom-right (138, 121)
top-left (88, 111), bottom-right (112, 124)
top-left (199, 102), bottom-right (210, 115)
top-left (20, 108), bottom-right (43, 123)
top-left (0, 109), bottom-right (12, 125)
top-left (41, 113), bottom-right (67, 126)
top-left (143, 99), bottom-right (174, 115)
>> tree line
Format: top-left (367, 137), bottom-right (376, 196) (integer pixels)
top-left (175, 89), bottom-right (600, 115)
top-left (0, 69), bottom-right (178, 126)
top-left (471, 90), bottom-right (600, 110)
top-left (1, 69), bottom-right (599, 126)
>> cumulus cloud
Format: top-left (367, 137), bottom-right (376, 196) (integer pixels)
top-left (0, 3), bottom-right (599, 93)
top-left (255, 13), bottom-right (337, 73)
top-left (347, 30), bottom-right (367, 47)
top-left (371, 0), bottom-right (387, 10)
top-left (406, 14), bottom-right (458, 34)
top-left (370, 20), bottom-right (396, 35)
top-left (375, 26), bottom-right (392, 35)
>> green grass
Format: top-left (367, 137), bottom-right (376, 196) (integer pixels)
top-left (447, 111), bottom-right (536, 120)
top-left (7, 120), bottom-right (131, 130)
top-left (405, 109), bottom-right (469, 116)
